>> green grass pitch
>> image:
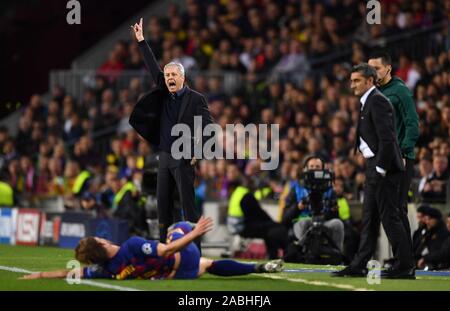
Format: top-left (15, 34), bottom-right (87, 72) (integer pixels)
top-left (0, 244), bottom-right (449, 291)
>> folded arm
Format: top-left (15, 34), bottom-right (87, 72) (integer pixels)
top-left (19, 269), bottom-right (75, 280)
top-left (157, 216), bottom-right (213, 257)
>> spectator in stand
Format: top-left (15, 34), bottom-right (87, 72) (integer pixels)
top-left (420, 154), bottom-right (449, 203)
top-left (35, 155), bottom-right (50, 196)
top-left (416, 207), bottom-right (449, 269)
top-left (48, 157), bottom-right (65, 196)
top-left (126, 47), bottom-right (145, 70)
top-left (272, 40), bottom-right (310, 85)
top-left (19, 155), bottom-right (35, 195)
top-left (73, 136), bottom-right (100, 170)
top-left (63, 160), bottom-right (80, 209)
top-left (64, 113), bottom-right (84, 144)
top-left (119, 154), bottom-right (137, 181)
top-left (117, 101), bottom-right (134, 135)
top-left (80, 191), bottom-right (109, 219)
top-left (98, 50), bottom-right (125, 83)
top-left (2, 139), bottom-right (18, 165)
top-left (7, 159), bottom-right (22, 199)
top-left (412, 205), bottom-right (431, 261)
top-left (418, 156), bottom-right (433, 195)
top-left (28, 94), bottom-right (46, 123)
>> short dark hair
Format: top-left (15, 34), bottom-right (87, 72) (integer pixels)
top-left (303, 156), bottom-right (325, 169)
top-left (351, 63), bottom-right (377, 83)
top-left (417, 204), bottom-right (431, 214)
top-left (423, 207), bottom-right (442, 220)
top-left (369, 51), bottom-right (392, 66)
top-left (75, 237), bottom-right (109, 265)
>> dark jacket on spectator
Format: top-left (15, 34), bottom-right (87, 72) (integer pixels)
top-left (423, 237), bottom-right (450, 269)
top-left (420, 170), bottom-right (450, 204)
top-left (412, 223), bottom-right (428, 257)
top-left (415, 220), bottom-right (449, 260)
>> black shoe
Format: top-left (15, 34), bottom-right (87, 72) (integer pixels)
top-left (331, 266), bottom-right (367, 277)
top-left (381, 267), bottom-right (416, 280)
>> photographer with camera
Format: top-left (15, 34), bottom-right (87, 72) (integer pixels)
top-left (282, 156), bottom-right (344, 263)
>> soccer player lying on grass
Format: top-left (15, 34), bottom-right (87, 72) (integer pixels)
top-left (20, 217), bottom-right (283, 280)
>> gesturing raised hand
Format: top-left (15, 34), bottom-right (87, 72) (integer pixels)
top-left (192, 216), bottom-right (214, 237)
top-left (131, 17), bottom-right (144, 42)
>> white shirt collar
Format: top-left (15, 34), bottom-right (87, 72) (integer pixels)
top-left (360, 85), bottom-right (376, 109)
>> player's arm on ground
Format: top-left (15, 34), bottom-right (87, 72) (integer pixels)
top-left (20, 264), bottom-right (112, 280)
top-left (157, 216), bottom-right (213, 257)
top-left (19, 269), bottom-right (77, 280)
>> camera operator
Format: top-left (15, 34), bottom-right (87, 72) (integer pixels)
top-left (282, 156), bottom-right (344, 252)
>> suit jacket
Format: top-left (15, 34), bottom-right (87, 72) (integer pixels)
top-left (129, 40), bottom-right (214, 158)
top-left (355, 88), bottom-right (405, 173)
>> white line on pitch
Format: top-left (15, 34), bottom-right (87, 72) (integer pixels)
top-left (0, 265), bottom-right (142, 291)
top-left (258, 273), bottom-right (374, 291)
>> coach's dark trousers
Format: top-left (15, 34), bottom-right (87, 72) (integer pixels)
top-left (390, 158), bottom-right (415, 266)
top-left (157, 151), bottom-right (199, 247)
top-left (350, 159), bottom-right (415, 270)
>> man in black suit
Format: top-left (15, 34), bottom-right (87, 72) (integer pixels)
top-left (129, 18), bottom-right (214, 247)
top-left (332, 63), bottom-right (415, 279)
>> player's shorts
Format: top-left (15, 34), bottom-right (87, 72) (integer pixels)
top-left (169, 231), bottom-right (200, 279)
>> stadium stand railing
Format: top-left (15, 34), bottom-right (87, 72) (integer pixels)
top-left (49, 69), bottom-right (247, 101)
top-left (51, 21), bottom-right (448, 102)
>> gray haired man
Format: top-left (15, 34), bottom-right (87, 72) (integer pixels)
top-left (129, 18), bottom-right (214, 251)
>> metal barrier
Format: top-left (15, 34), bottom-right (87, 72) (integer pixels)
top-left (51, 22), bottom-right (447, 104)
top-left (309, 22), bottom-right (447, 75)
top-left (49, 69), bottom-right (246, 102)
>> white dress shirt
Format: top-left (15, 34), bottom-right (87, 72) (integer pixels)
top-left (358, 86), bottom-right (386, 176)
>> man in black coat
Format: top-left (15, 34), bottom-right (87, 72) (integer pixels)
top-left (332, 63), bottom-right (415, 279)
top-left (412, 205), bottom-right (431, 260)
top-left (129, 18), bottom-right (214, 247)
top-left (416, 208), bottom-right (449, 270)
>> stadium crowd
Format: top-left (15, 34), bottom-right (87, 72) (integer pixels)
top-left (0, 0), bottom-right (449, 267)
